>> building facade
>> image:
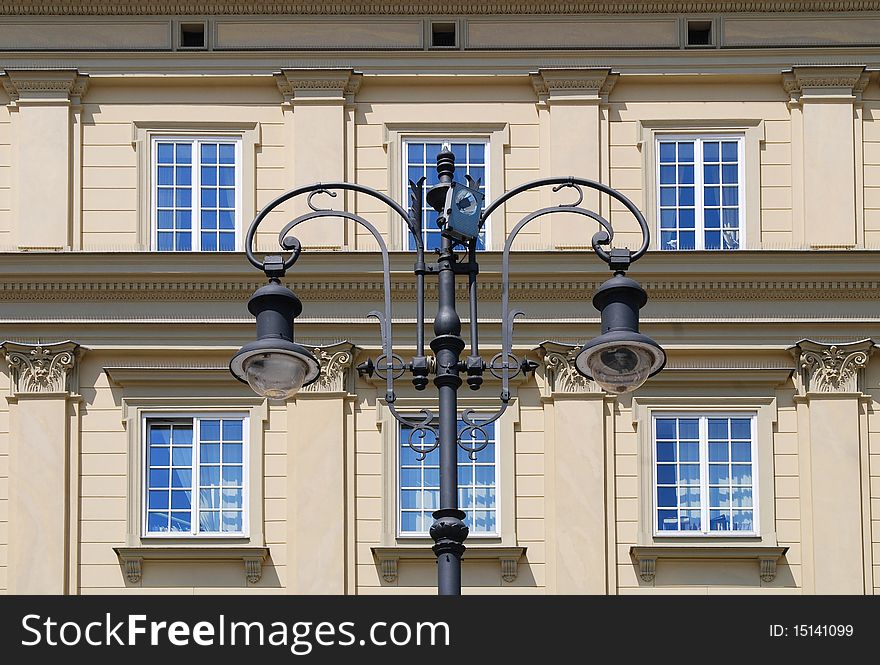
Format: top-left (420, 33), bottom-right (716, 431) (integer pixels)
top-left (1, 1), bottom-right (879, 595)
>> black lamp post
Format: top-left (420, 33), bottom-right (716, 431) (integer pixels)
top-left (230, 143), bottom-right (665, 596)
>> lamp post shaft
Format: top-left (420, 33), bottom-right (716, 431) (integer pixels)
top-left (429, 233), bottom-right (468, 596)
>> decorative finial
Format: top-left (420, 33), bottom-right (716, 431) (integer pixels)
top-left (436, 141), bottom-right (455, 184)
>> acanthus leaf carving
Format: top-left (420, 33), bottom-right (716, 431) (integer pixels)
top-left (300, 341), bottom-right (357, 393)
top-left (537, 341), bottom-right (599, 395)
top-left (790, 338), bottom-right (874, 394)
top-left (1, 341), bottom-right (80, 395)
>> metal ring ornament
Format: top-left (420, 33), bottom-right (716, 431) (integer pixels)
top-left (374, 353), bottom-right (408, 381)
top-left (457, 406), bottom-right (508, 460)
top-left (487, 352), bottom-right (524, 381)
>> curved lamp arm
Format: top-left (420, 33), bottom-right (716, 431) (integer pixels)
top-left (242, 181), bottom-right (434, 433)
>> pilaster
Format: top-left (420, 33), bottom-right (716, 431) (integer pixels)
top-left (1, 340), bottom-right (82, 594)
top-left (530, 68), bottom-right (617, 249)
top-left (783, 66), bottom-right (871, 248)
top-left (537, 341), bottom-right (609, 594)
top-left (287, 341), bottom-right (357, 594)
top-left (0, 70), bottom-right (89, 251)
top-left (275, 69), bottom-right (362, 250)
top-left (789, 338), bottom-right (874, 594)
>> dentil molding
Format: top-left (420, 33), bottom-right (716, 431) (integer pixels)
top-left (274, 68), bottom-right (362, 107)
top-left (0, 69), bottom-right (89, 105)
top-left (1, 340), bottom-right (80, 395)
top-left (790, 338), bottom-right (875, 394)
top-left (530, 68), bottom-right (618, 105)
top-left (3, 2), bottom-right (879, 15)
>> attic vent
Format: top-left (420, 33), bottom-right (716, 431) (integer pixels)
top-left (686, 20), bottom-right (713, 47)
top-left (431, 22), bottom-right (457, 48)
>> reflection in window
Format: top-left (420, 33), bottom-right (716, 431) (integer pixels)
top-left (654, 415), bottom-right (755, 534)
top-left (657, 137), bottom-right (742, 250)
top-left (399, 419), bottom-right (497, 535)
top-left (404, 140), bottom-right (488, 251)
top-left (145, 416), bottom-right (246, 535)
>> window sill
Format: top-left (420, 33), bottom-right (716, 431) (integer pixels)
top-left (630, 545), bottom-right (788, 583)
top-left (372, 545), bottom-right (526, 584)
top-left (114, 545), bottom-right (269, 585)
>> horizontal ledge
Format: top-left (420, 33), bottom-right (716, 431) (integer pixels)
top-left (372, 545), bottom-right (525, 561)
top-left (114, 546), bottom-right (269, 562)
top-left (105, 366), bottom-right (242, 387)
top-left (630, 546), bottom-right (788, 561)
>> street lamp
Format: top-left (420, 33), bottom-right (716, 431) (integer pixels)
top-left (230, 143), bottom-right (665, 595)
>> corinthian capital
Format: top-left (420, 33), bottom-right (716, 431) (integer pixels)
top-left (300, 341), bottom-right (358, 394)
top-left (1, 341), bottom-right (81, 395)
top-left (536, 341), bottom-right (599, 395)
top-left (790, 338), bottom-right (874, 395)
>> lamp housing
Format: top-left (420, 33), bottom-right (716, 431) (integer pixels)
top-left (574, 273), bottom-right (666, 394)
top-left (230, 280), bottom-right (321, 399)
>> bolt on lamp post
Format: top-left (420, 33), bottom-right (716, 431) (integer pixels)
top-left (230, 143), bottom-right (665, 595)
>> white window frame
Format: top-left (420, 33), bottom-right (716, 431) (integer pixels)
top-left (141, 411), bottom-right (250, 539)
top-left (655, 134), bottom-right (746, 251)
top-left (150, 136), bottom-right (243, 252)
top-left (651, 411), bottom-right (759, 538)
top-left (401, 137), bottom-right (491, 252)
top-left (395, 414), bottom-right (500, 538)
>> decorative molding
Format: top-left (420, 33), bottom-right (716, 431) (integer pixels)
top-left (500, 556), bottom-right (519, 583)
top-left (782, 65), bottom-right (871, 104)
top-left (630, 546), bottom-right (789, 584)
top-left (3, 3), bottom-right (879, 16)
top-left (7, 276), bottom-right (880, 304)
top-left (380, 557), bottom-right (398, 583)
top-left (535, 341), bottom-right (598, 395)
top-left (789, 338), bottom-right (874, 394)
top-left (123, 557), bottom-right (142, 584)
top-left (244, 557), bottom-right (263, 584)
top-left (274, 68), bottom-right (362, 107)
top-left (300, 341), bottom-right (358, 393)
top-left (372, 545), bottom-right (525, 584)
top-left (114, 546), bottom-right (269, 585)
top-left (530, 68), bottom-right (617, 104)
top-left (760, 557), bottom-right (778, 583)
top-left (1, 340), bottom-right (80, 395)
top-left (0, 69), bottom-right (89, 105)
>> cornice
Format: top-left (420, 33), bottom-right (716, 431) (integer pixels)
top-left (274, 68), bottom-right (362, 106)
top-left (530, 67), bottom-right (618, 104)
top-left (781, 64), bottom-right (872, 103)
top-left (3, 2), bottom-right (880, 16)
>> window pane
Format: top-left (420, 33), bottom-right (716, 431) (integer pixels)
top-left (151, 425), bottom-right (172, 445)
top-left (201, 166), bottom-right (217, 186)
top-left (708, 441), bottom-right (728, 462)
top-left (731, 418), bottom-right (751, 439)
top-left (218, 188), bottom-right (235, 207)
top-left (732, 488), bottom-right (752, 508)
top-left (175, 166), bottom-right (191, 186)
top-left (400, 512), bottom-right (420, 532)
top-left (157, 143), bottom-right (174, 163)
top-left (705, 231), bottom-right (721, 250)
top-left (659, 142), bottom-right (676, 162)
top-left (170, 490), bottom-right (191, 510)
top-left (656, 487), bottom-right (677, 507)
top-left (704, 187), bottom-right (720, 206)
top-left (170, 468), bottom-right (192, 488)
top-left (709, 464), bottom-right (730, 485)
top-left (469, 143), bottom-right (485, 162)
top-left (149, 446), bottom-right (170, 467)
top-left (199, 511), bottom-right (220, 532)
top-left (149, 468), bottom-right (169, 488)
top-left (200, 465), bottom-right (220, 486)
top-left (222, 466), bottom-right (243, 487)
top-left (710, 509), bottom-right (731, 531)
top-left (219, 210), bottom-right (235, 230)
top-left (680, 510), bottom-right (701, 530)
top-left (219, 143), bottom-right (235, 164)
top-left (170, 512), bottom-right (191, 532)
top-left (400, 489), bottom-right (420, 509)
top-left (171, 447), bottom-right (192, 466)
top-left (704, 164), bottom-right (720, 184)
top-left (148, 490), bottom-right (169, 510)
top-left (678, 487), bottom-right (700, 507)
top-left (424, 467), bottom-right (439, 488)
top-left (201, 232), bottom-right (217, 251)
top-left (175, 143), bottom-right (192, 163)
top-left (703, 141), bottom-right (719, 162)
top-left (660, 209), bottom-right (676, 228)
top-left (677, 141), bottom-right (694, 162)
top-left (679, 464), bottom-right (700, 485)
top-left (200, 488), bottom-right (220, 509)
top-left (731, 464), bottom-right (752, 485)
top-left (400, 468), bottom-right (420, 487)
top-left (148, 512), bottom-right (169, 532)
top-left (678, 419), bottom-right (699, 439)
top-left (722, 164), bottom-right (738, 183)
top-left (678, 441), bottom-right (699, 462)
top-left (474, 510), bottom-right (496, 534)
top-left (657, 510), bottom-right (678, 531)
top-left (656, 464), bottom-right (676, 485)
top-left (655, 419), bottom-right (676, 439)
top-left (721, 141), bottom-right (738, 161)
top-left (731, 442), bottom-right (751, 462)
top-left (656, 441), bottom-right (676, 462)
top-left (222, 512), bottom-right (243, 533)
top-left (407, 142), bottom-right (424, 162)
top-left (722, 186), bottom-right (738, 206)
top-left (732, 510), bottom-right (754, 531)
top-left (709, 487), bottom-right (730, 507)
top-left (679, 231), bottom-right (695, 250)
top-left (704, 209), bottom-right (720, 229)
top-left (222, 488), bottom-right (242, 509)
top-left (201, 420), bottom-right (221, 440)
top-left (200, 143), bottom-right (217, 164)
top-left (678, 187), bottom-right (694, 206)
top-left (678, 165), bottom-right (694, 184)
top-left (222, 443), bottom-right (243, 463)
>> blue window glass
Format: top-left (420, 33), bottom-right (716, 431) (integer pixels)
top-left (655, 415), bottom-right (756, 535)
top-left (659, 137), bottom-right (742, 251)
top-left (404, 140), bottom-right (488, 251)
top-left (155, 138), bottom-right (238, 252)
top-left (399, 418), bottom-right (496, 535)
top-left (146, 417), bottom-right (245, 535)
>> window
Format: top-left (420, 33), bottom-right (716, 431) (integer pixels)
top-left (657, 136), bottom-right (743, 250)
top-left (404, 140), bottom-right (488, 251)
top-left (653, 414), bottom-right (757, 535)
top-left (398, 419), bottom-right (497, 536)
top-left (152, 137), bottom-right (241, 251)
top-left (144, 415), bottom-right (247, 536)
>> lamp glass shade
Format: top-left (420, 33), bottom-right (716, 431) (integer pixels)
top-left (576, 340), bottom-right (662, 394)
top-left (242, 351), bottom-right (309, 399)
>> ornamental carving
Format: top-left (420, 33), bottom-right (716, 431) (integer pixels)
top-left (274, 69), bottom-right (362, 106)
top-left (790, 339), bottom-right (874, 394)
top-left (530, 68), bottom-right (617, 104)
top-left (782, 66), bottom-right (870, 103)
top-left (537, 341), bottom-right (598, 395)
top-left (300, 341), bottom-right (357, 393)
top-left (0, 70), bottom-right (89, 104)
top-left (4, 2), bottom-right (879, 16)
top-left (1, 341), bottom-right (80, 395)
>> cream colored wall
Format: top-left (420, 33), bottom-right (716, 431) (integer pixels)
top-left (76, 351), bottom-right (289, 593)
top-left (80, 79), bottom-right (286, 251)
top-left (0, 94), bottom-right (10, 250)
top-left (608, 78), bottom-right (793, 250)
top-left (354, 79), bottom-right (542, 251)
